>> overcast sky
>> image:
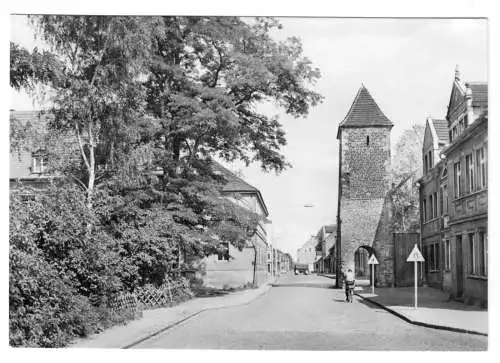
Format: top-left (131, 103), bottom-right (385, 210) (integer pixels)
top-left (10, 16), bottom-right (487, 259)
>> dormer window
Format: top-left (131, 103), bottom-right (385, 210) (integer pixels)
top-left (32, 152), bottom-right (48, 174)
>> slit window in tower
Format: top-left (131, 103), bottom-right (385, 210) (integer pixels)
top-left (366, 136), bottom-right (370, 146)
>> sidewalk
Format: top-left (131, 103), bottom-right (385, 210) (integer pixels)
top-left (70, 282), bottom-right (274, 348)
top-left (355, 286), bottom-right (488, 336)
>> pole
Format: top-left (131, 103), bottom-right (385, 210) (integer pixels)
top-left (371, 263), bottom-right (375, 295)
top-left (414, 261), bottom-right (418, 308)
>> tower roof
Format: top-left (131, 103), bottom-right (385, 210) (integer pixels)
top-left (338, 85), bottom-right (394, 130)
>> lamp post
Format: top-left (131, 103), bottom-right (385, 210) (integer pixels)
top-left (335, 214), bottom-right (342, 289)
top-left (247, 226), bottom-right (258, 286)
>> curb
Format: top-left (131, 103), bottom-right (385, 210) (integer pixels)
top-left (355, 293), bottom-right (488, 337)
top-left (122, 283), bottom-right (274, 348)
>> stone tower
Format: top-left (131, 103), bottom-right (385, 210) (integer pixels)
top-left (337, 85), bottom-right (394, 285)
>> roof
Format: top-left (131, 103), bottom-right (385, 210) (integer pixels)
top-left (338, 85), bottom-right (393, 132)
top-left (210, 160), bottom-right (269, 217)
top-left (468, 83), bottom-right (488, 108)
top-left (210, 161), bottom-right (259, 193)
top-left (430, 118), bottom-right (450, 143)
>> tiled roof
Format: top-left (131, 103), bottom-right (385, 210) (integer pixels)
top-left (210, 160), bottom-right (269, 217)
top-left (339, 86), bottom-right (394, 129)
top-left (431, 118), bottom-right (450, 143)
top-left (210, 161), bottom-right (259, 193)
top-left (468, 83), bottom-right (488, 108)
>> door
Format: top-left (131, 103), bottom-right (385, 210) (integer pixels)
top-left (456, 235), bottom-right (464, 297)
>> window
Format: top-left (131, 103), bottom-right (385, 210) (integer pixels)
top-left (444, 239), bottom-right (451, 271)
top-left (468, 233), bottom-right (475, 274)
top-left (443, 185), bottom-right (448, 214)
top-left (439, 187), bottom-right (444, 216)
top-left (366, 136), bottom-right (370, 146)
top-left (218, 242), bottom-right (230, 261)
top-left (429, 195), bottom-right (434, 219)
top-left (32, 153), bottom-right (48, 174)
top-left (424, 154), bottom-right (428, 173)
top-left (476, 147), bottom-right (487, 190)
top-left (465, 154), bottom-right (474, 193)
top-left (429, 151), bottom-right (433, 169)
top-left (422, 199), bottom-right (427, 222)
top-left (427, 243), bottom-right (440, 272)
top-left (478, 232), bottom-right (487, 276)
top-left (432, 193), bottom-right (438, 218)
top-left (453, 161), bottom-right (462, 198)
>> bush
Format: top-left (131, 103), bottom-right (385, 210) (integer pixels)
top-left (9, 184), bottom-right (191, 347)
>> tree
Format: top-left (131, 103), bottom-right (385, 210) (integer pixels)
top-left (11, 15), bottom-right (322, 280)
top-left (391, 124), bottom-right (425, 232)
top-left (144, 16), bottom-right (323, 174)
top-left (26, 15), bottom-right (156, 211)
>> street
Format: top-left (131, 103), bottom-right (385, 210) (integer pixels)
top-left (134, 274), bottom-right (487, 350)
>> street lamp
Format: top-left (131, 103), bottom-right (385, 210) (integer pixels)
top-left (247, 226), bottom-right (258, 286)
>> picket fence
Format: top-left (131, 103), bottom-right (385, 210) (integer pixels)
top-left (108, 281), bottom-right (188, 313)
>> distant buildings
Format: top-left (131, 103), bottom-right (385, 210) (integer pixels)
top-left (418, 68), bottom-right (488, 306)
top-left (296, 235), bottom-right (319, 272)
top-left (314, 225), bottom-right (336, 274)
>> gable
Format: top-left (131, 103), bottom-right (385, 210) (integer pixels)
top-left (446, 81), bottom-right (466, 124)
top-left (422, 120), bottom-right (435, 152)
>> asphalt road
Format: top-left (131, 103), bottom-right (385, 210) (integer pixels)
top-left (135, 274), bottom-right (487, 350)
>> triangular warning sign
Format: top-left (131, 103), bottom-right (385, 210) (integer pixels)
top-left (407, 244), bottom-right (425, 262)
top-left (368, 254), bottom-right (379, 264)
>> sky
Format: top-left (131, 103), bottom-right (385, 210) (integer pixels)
top-left (10, 16), bottom-right (488, 260)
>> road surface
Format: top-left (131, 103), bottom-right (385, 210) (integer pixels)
top-left (134, 274), bottom-right (487, 350)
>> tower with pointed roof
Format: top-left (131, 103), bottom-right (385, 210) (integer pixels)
top-left (336, 85), bottom-right (394, 285)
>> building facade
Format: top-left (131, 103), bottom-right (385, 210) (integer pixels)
top-left (419, 117), bottom-right (450, 289)
top-left (198, 162), bottom-right (272, 289)
top-left (297, 235), bottom-right (319, 272)
top-left (418, 69), bottom-right (488, 306)
top-left (314, 225), bottom-right (336, 274)
top-left (442, 71), bottom-right (488, 306)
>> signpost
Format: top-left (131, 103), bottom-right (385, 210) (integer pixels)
top-left (406, 244), bottom-right (425, 308)
top-left (367, 254), bottom-right (379, 295)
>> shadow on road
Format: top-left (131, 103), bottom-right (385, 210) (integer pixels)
top-left (271, 283), bottom-right (334, 289)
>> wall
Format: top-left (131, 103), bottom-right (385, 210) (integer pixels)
top-left (338, 125), bottom-right (393, 284)
top-left (393, 232), bottom-right (421, 287)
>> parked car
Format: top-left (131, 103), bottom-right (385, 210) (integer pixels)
top-left (294, 263), bottom-right (310, 275)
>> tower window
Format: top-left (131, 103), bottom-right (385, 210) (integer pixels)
top-left (366, 136), bottom-right (370, 146)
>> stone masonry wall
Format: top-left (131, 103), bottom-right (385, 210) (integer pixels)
top-left (340, 127), bottom-right (392, 200)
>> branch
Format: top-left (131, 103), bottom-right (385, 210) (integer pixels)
top-left (68, 174), bottom-right (88, 191)
top-left (210, 40), bottom-right (224, 88)
top-left (74, 119), bottom-right (91, 171)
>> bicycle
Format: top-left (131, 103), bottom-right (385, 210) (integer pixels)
top-left (345, 280), bottom-right (355, 303)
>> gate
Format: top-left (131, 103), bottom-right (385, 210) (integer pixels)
top-left (393, 232), bottom-right (420, 287)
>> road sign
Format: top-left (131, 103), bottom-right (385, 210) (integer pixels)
top-left (368, 254), bottom-right (379, 264)
top-left (406, 244), bottom-right (425, 262)
top-left (406, 244), bottom-right (424, 308)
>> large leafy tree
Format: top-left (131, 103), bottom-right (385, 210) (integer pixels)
top-left (11, 15), bottom-right (322, 271)
top-left (144, 16), bottom-right (322, 174)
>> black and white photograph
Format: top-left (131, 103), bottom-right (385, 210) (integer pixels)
top-left (6, 1), bottom-right (494, 355)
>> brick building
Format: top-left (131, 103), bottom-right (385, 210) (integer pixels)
top-left (418, 69), bottom-right (487, 306)
top-left (197, 161), bottom-right (272, 289)
top-left (442, 70), bottom-right (488, 306)
top-left (314, 225), bottom-right (336, 274)
top-left (419, 116), bottom-right (450, 289)
top-left (297, 235), bottom-right (319, 272)
top-left (336, 85), bottom-right (395, 286)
